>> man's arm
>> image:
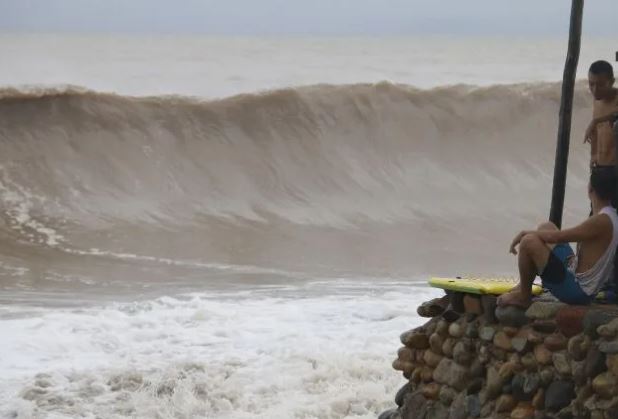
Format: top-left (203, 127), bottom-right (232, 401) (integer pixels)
top-left (584, 120), bottom-right (596, 145)
top-left (584, 112), bottom-right (618, 144)
top-left (585, 102), bottom-right (599, 145)
top-left (537, 215), bottom-right (610, 243)
top-left (509, 215), bottom-right (611, 254)
top-left (594, 112), bottom-right (618, 125)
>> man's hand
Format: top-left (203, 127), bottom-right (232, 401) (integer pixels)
top-left (509, 231), bottom-right (527, 255)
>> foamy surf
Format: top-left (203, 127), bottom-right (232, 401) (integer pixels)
top-left (0, 281), bottom-right (441, 419)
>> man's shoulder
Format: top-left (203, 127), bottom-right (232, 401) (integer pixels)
top-left (589, 212), bottom-right (614, 230)
top-left (579, 212), bottom-right (612, 228)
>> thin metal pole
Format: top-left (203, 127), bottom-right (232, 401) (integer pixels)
top-left (549, 0), bottom-right (584, 228)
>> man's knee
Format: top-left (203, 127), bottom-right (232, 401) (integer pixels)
top-left (521, 233), bottom-right (551, 269)
top-left (520, 233), bottom-right (544, 252)
top-left (537, 222), bottom-right (558, 232)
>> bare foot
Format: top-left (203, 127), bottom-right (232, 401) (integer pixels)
top-left (497, 291), bottom-right (532, 308)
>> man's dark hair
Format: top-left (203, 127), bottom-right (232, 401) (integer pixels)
top-left (589, 60), bottom-right (615, 78)
top-left (591, 167), bottom-right (617, 201)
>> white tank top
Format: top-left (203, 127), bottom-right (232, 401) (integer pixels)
top-left (570, 206), bottom-right (618, 295)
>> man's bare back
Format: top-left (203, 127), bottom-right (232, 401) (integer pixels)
top-left (573, 211), bottom-right (613, 273)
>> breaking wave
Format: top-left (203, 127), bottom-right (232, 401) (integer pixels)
top-left (0, 82), bottom-right (594, 289)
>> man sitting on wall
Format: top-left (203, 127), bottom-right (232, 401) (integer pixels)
top-left (498, 168), bottom-right (618, 307)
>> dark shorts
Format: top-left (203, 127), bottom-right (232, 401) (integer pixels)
top-left (540, 243), bottom-right (593, 305)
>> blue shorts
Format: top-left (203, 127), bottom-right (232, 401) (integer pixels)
top-left (540, 243), bottom-right (593, 305)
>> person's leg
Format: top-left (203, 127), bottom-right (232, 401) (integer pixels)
top-left (506, 222), bottom-right (557, 294)
top-left (498, 232), bottom-right (552, 307)
top-left (543, 272), bottom-right (592, 305)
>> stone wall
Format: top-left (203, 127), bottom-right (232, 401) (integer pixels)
top-left (379, 292), bottom-right (618, 419)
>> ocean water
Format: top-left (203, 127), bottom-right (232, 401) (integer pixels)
top-left (0, 35), bottom-right (614, 418)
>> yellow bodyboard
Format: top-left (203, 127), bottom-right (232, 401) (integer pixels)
top-left (429, 276), bottom-right (543, 296)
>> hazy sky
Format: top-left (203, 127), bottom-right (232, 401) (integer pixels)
top-left (1, 0), bottom-right (618, 36)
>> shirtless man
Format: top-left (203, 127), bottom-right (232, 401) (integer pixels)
top-left (585, 60), bottom-right (618, 167)
top-left (498, 168), bottom-right (618, 307)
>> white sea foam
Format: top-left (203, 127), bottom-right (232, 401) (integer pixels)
top-left (0, 281), bottom-right (440, 419)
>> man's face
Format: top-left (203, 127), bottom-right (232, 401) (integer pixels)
top-left (588, 72), bottom-right (615, 100)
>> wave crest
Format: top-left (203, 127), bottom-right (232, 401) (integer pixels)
top-left (0, 82), bottom-right (594, 277)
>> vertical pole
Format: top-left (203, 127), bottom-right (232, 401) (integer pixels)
top-left (549, 0), bottom-right (584, 228)
top-left (614, 121), bottom-right (618, 202)
top-left (612, 51), bottom-right (618, 210)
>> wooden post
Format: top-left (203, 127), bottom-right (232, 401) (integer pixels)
top-left (549, 0), bottom-right (584, 228)
top-left (614, 121), bottom-right (618, 201)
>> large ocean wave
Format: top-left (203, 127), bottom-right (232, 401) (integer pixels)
top-left (0, 82), bottom-right (594, 292)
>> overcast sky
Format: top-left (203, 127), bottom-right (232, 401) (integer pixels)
top-left (1, 0), bottom-right (617, 36)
